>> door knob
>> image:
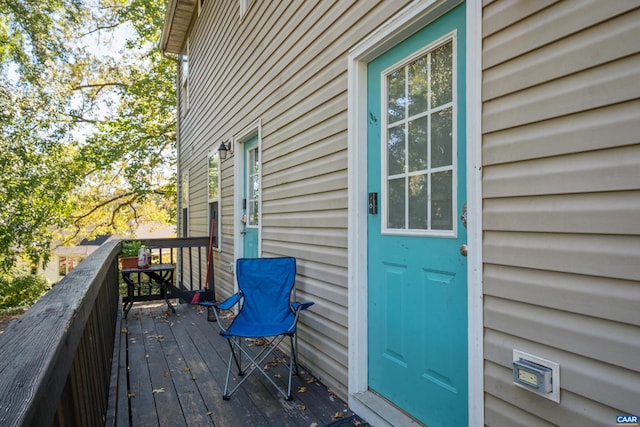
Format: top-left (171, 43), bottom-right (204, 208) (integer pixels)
top-left (460, 244), bottom-right (468, 257)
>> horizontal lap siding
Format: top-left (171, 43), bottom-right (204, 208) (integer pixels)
top-left (482, 0), bottom-right (640, 424)
top-left (178, 0), bottom-right (407, 400)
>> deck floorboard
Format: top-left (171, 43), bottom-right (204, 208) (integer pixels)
top-left (110, 301), bottom-right (366, 427)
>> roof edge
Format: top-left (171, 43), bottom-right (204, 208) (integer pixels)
top-left (160, 0), bottom-right (196, 54)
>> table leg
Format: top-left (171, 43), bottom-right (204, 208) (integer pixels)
top-left (121, 267), bottom-right (176, 317)
top-left (147, 270), bottom-right (176, 314)
top-left (121, 275), bottom-right (136, 319)
top-left (163, 283), bottom-right (176, 314)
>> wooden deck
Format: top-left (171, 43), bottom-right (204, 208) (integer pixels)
top-left (109, 300), bottom-right (367, 427)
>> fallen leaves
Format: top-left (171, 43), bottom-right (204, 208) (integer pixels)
top-left (220, 310), bottom-right (235, 320)
top-left (118, 304), bottom-right (365, 426)
top-left (263, 356), bottom-right (281, 370)
top-left (246, 337), bottom-right (269, 346)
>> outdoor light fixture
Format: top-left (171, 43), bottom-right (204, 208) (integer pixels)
top-left (218, 140), bottom-right (233, 160)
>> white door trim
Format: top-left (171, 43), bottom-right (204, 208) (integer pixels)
top-left (346, 1), bottom-right (483, 425)
top-left (233, 119), bottom-right (262, 269)
top-left (465, 0), bottom-right (483, 424)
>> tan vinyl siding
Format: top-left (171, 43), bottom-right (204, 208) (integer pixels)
top-left (482, 1), bottom-right (640, 424)
top-left (174, 0), bottom-right (409, 400)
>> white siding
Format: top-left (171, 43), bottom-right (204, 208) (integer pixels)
top-left (482, 0), bottom-right (640, 424)
top-left (169, 0), bottom-right (640, 421)
top-left (175, 0), bottom-right (409, 400)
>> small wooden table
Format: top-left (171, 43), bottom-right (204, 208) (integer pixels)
top-left (121, 263), bottom-right (176, 318)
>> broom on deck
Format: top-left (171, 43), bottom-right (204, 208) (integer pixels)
top-left (190, 218), bottom-right (215, 305)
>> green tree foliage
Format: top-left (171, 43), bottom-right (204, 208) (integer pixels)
top-left (0, 0), bottom-right (85, 272)
top-left (0, 274), bottom-right (50, 310)
top-left (0, 0), bottom-right (177, 275)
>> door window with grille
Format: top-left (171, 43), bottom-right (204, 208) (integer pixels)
top-left (383, 39), bottom-right (455, 236)
top-left (246, 146), bottom-right (260, 228)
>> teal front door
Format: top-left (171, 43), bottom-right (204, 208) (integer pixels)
top-left (242, 135), bottom-right (259, 258)
top-left (367, 5), bottom-right (467, 426)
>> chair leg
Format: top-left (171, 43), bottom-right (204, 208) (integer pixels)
top-left (290, 335), bottom-right (300, 375)
top-left (227, 338), bottom-right (244, 375)
top-left (222, 335), bottom-right (293, 400)
top-left (223, 338), bottom-right (247, 400)
top-left (286, 343), bottom-right (294, 400)
top-left (223, 346), bottom-right (234, 400)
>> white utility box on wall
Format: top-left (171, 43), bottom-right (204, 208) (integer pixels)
top-left (512, 349), bottom-right (560, 403)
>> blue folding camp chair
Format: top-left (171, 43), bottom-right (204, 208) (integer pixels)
top-left (210, 257), bottom-right (313, 400)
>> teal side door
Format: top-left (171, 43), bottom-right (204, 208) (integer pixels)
top-left (242, 135), bottom-right (259, 258)
top-left (366, 5), bottom-right (467, 426)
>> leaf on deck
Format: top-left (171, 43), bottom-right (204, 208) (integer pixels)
top-left (246, 337), bottom-right (269, 346)
top-left (220, 310), bottom-right (236, 320)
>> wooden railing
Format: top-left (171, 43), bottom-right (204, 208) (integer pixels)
top-left (0, 237), bottom-right (214, 426)
top-left (0, 240), bottom-right (121, 426)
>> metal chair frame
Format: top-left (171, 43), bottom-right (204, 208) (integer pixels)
top-left (205, 257), bottom-right (313, 400)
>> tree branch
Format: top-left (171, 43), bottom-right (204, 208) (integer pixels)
top-left (72, 82), bottom-right (128, 91)
top-left (70, 191), bottom-right (138, 221)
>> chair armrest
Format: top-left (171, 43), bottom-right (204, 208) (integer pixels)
top-left (199, 293), bottom-right (244, 334)
top-left (217, 292), bottom-right (243, 310)
top-left (292, 301), bottom-right (314, 312)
